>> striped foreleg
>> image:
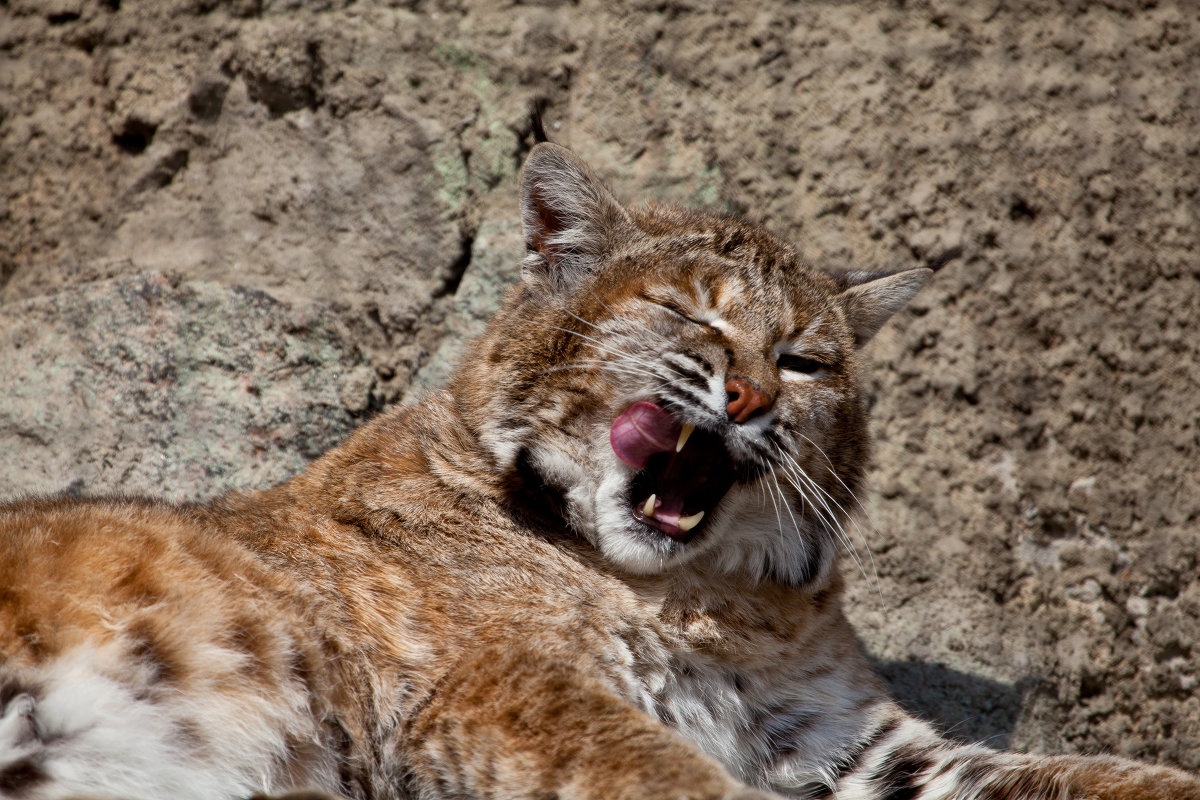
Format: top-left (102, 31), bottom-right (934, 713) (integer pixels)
top-left (803, 704), bottom-right (1199, 800)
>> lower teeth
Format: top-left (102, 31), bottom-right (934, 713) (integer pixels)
top-left (642, 494), bottom-right (658, 517)
top-left (639, 500), bottom-right (705, 533)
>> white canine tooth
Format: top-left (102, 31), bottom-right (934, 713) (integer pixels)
top-left (676, 423), bottom-right (695, 453)
top-left (643, 494), bottom-right (658, 518)
top-left (676, 510), bottom-right (704, 532)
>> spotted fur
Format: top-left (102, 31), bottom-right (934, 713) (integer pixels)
top-left (1, 144), bottom-right (1196, 800)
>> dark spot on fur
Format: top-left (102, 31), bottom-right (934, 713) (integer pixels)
top-left (0, 757), bottom-right (47, 794)
top-left (227, 616), bottom-right (272, 680)
top-left (127, 620), bottom-right (181, 685)
top-left (0, 676), bottom-right (38, 707)
top-left (322, 715), bottom-right (359, 798)
top-left (502, 447), bottom-right (568, 531)
top-left (761, 545), bottom-right (820, 587)
top-left (114, 564), bottom-right (164, 606)
top-left (289, 647), bottom-right (313, 687)
top-left (720, 229), bottom-right (746, 256)
top-left (442, 737), bottom-right (470, 794)
top-left (862, 716), bottom-right (903, 752)
top-left (799, 781), bottom-right (834, 799)
top-left (174, 718), bottom-right (206, 749)
top-left (871, 745), bottom-right (933, 800)
top-left (497, 416), bottom-right (526, 431)
top-left (398, 767), bottom-right (423, 800)
top-left (818, 714), bottom-right (903, 794)
top-left (662, 378), bottom-right (715, 413)
top-left (670, 361), bottom-right (711, 394)
top-left (13, 618), bottom-right (46, 659)
top-left (429, 765), bottom-right (452, 799)
top-left (761, 707), bottom-right (821, 761)
top-left (480, 750), bottom-right (500, 796)
top-left (808, 584), bottom-right (835, 613)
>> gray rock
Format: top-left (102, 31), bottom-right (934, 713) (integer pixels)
top-left (0, 272), bottom-right (371, 503)
top-left (405, 213), bottom-right (523, 402)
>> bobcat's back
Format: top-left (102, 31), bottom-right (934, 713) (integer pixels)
top-left (0, 497), bottom-right (341, 796)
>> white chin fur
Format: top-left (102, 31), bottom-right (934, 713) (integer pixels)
top-left (590, 467), bottom-right (681, 574)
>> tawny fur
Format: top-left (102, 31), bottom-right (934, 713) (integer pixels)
top-left (1, 144), bottom-right (1196, 800)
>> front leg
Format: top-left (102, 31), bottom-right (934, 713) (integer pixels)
top-left (786, 703), bottom-right (1200, 800)
top-left (407, 645), bottom-right (778, 800)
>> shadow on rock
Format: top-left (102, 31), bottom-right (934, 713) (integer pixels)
top-left (870, 656), bottom-right (1039, 748)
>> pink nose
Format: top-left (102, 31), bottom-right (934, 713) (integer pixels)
top-left (726, 378), bottom-right (772, 423)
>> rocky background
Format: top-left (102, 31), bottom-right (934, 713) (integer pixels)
top-left (2, 0), bottom-right (1198, 772)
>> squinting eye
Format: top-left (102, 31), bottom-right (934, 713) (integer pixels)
top-left (777, 354), bottom-right (828, 374)
top-left (659, 303), bottom-right (712, 329)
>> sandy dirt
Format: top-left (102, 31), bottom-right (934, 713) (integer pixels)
top-left (2, 0), bottom-right (1198, 771)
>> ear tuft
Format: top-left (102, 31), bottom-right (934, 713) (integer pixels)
top-left (838, 267), bottom-right (933, 346)
top-left (922, 245), bottom-right (963, 273)
top-left (519, 143), bottom-right (629, 297)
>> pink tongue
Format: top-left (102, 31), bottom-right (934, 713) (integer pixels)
top-left (610, 401), bottom-right (682, 469)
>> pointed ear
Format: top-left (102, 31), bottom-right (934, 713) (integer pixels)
top-left (837, 267), bottom-right (933, 346)
top-left (519, 143), bottom-right (630, 296)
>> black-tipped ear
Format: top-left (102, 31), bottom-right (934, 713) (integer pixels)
top-left (529, 98), bottom-right (550, 144)
top-left (519, 143), bottom-right (630, 297)
top-left (838, 267), bottom-right (933, 346)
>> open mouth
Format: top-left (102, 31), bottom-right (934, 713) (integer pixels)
top-left (610, 401), bottom-right (738, 541)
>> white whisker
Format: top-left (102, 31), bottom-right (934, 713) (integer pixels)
top-left (791, 433), bottom-right (882, 591)
top-left (532, 321), bottom-right (667, 375)
top-left (767, 463), bottom-right (807, 554)
top-left (538, 361), bottom-right (660, 382)
top-left (776, 451), bottom-right (879, 597)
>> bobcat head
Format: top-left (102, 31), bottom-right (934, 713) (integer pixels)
top-left (456, 144), bottom-right (930, 585)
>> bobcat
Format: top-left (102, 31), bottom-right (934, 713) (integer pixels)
top-left (0, 143), bottom-right (1196, 800)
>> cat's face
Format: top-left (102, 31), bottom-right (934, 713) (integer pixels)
top-left (463, 144), bottom-right (930, 585)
